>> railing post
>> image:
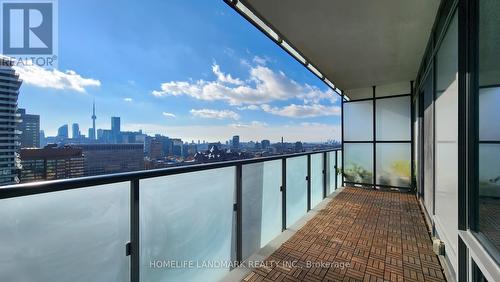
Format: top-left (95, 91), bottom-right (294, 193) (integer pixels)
top-left (235, 164), bottom-right (243, 263)
top-left (281, 157), bottom-right (286, 231)
top-left (130, 179), bottom-right (140, 282)
top-left (307, 154), bottom-right (311, 211)
top-left (323, 152), bottom-right (327, 198)
top-left (335, 150), bottom-right (338, 190)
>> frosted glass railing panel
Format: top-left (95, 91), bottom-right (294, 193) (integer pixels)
top-left (344, 100), bottom-right (373, 141)
top-left (310, 153), bottom-right (324, 208)
top-left (479, 87), bottom-right (500, 141)
top-left (241, 160), bottom-right (282, 260)
top-left (337, 150), bottom-right (343, 189)
top-left (0, 183), bottom-right (130, 282)
top-left (286, 156), bottom-right (308, 227)
top-left (140, 167), bottom-right (235, 282)
top-left (376, 96), bottom-right (411, 141)
top-left (376, 143), bottom-right (411, 187)
top-left (327, 151), bottom-right (336, 194)
top-left (344, 143), bottom-right (373, 184)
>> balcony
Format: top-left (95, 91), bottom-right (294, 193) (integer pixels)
top-left (0, 149), bottom-right (352, 282)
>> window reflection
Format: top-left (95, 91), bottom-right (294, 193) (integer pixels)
top-left (478, 0), bottom-right (500, 252)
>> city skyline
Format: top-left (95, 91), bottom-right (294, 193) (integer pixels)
top-left (36, 100), bottom-right (340, 144)
top-left (14, 0), bottom-right (341, 143)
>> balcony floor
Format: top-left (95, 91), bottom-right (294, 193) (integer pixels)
top-left (242, 187), bottom-right (446, 282)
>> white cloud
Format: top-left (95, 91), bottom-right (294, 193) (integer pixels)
top-left (252, 55), bottom-right (268, 65)
top-left (190, 109), bottom-right (240, 120)
top-left (229, 121), bottom-right (268, 128)
top-left (162, 112), bottom-right (176, 118)
top-left (237, 105), bottom-right (260, 111)
top-left (122, 122), bottom-right (340, 143)
top-left (261, 104), bottom-right (341, 118)
top-left (152, 63), bottom-right (337, 106)
top-left (211, 64), bottom-right (243, 85)
top-left (124, 97), bottom-right (133, 102)
top-left (13, 64), bottom-right (101, 93)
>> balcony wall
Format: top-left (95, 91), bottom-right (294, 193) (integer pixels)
top-left (343, 81), bottom-right (412, 191)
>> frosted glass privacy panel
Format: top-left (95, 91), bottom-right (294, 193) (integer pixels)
top-left (376, 143), bottom-right (411, 187)
top-left (479, 87), bottom-right (500, 141)
top-left (376, 96), bottom-right (411, 141)
top-left (344, 100), bottom-right (373, 141)
top-left (241, 160), bottom-right (282, 260)
top-left (327, 151), bottom-right (336, 194)
top-left (337, 151), bottom-right (343, 189)
top-left (286, 156), bottom-right (308, 227)
top-left (140, 167), bottom-right (235, 282)
top-left (0, 183), bottom-right (130, 282)
top-left (310, 153), bottom-right (324, 208)
top-left (344, 143), bottom-right (373, 184)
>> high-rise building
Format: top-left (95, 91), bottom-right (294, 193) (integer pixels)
top-left (77, 144), bottom-right (144, 176)
top-left (0, 66), bottom-right (22, 185)
top-left (39, 130), bottom-right (46, 147)
top-left (90, 100), bottom-right (96, 140)
top-left (148, 139), bottom-right (163, 160)
top-left (111, 116), bottom-right (121, 143)
top-left (57, 124), bottom-right (68, 139)
top-left (19, 145), bottom-right (84, 183)
top-left (171, 138), bottom-right (183, 157)
top-left (232, 135), bottom-right (240, 150)
top-left (18, 108), bottom-right (40, 148)
top-left (261, 139), bottom-right (270, 149)
top-left (294, 141), bottom-right (303, 152)
top-left (72, 123), bottom-right (80, 139)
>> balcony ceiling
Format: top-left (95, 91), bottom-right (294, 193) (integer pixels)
top-left (241, 0), bottom-right (441, 90)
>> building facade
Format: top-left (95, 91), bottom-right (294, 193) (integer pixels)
top-left (77, 144), bottom-right (144, 176)
top-left (19, 145), bottom-right (84, 183)
top-left (18, 108), bottom-right (40, 148)
top-left (0, 66), bottom-right (22, 185)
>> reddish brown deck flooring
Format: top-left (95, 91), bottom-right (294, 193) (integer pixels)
top-left (242, 187), bottom-right (446, 282)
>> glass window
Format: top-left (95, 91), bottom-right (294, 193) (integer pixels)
top-left (344, 101), bottom-right (373, 141)
top-left (478, 0), bottom-right (500, 252)
top-left (344, 143), bottom-right (373, 184)
top-left (376, 96), bottom-right (411, 141)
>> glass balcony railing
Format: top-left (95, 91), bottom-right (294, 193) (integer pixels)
top-left (0, 149), bottom-right (342, 282)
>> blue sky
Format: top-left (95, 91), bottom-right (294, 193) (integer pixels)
top-left (16, 0), bottom-right (341, 143)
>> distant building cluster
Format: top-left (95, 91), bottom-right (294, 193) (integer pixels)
top-left (0, 65), bottom-right (340, 186)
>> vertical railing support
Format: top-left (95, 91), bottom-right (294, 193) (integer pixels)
top-left (281, 157), bottom-right (287, 231)
top-left (323, 152), bottom-right (327, 198)
top-left (235, 164), bottom-right (243, 263)
top-left (130, 179), bottom-right (140, 282)
top-left (307, 154), bottom-right (311, 211)
top-left (335, 150), bottom-right (338, 190)
top-left (372, 85), bottom-right (377, 190)
top-left (341, 92), bottom-right (345, 188)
